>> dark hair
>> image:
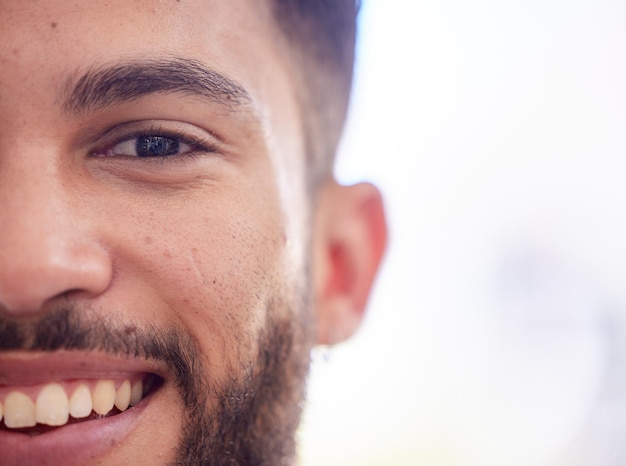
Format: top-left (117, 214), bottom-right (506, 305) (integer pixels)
top-left (270, 0), bottom-right (359, 187)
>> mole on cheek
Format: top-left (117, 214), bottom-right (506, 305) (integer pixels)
top-left (50, 22), bottom-right (58, 29)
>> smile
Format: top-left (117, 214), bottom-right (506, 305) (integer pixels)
top-left (0, 352), bottom-right (167, 466)
top-left (0, 375), bottom-right (159, 433)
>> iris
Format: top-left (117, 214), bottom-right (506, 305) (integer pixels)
top-left (136, 136), bottom-right (180, 157)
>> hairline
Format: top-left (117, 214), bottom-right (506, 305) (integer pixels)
top-left (266, 1), bottom-right (358, 191)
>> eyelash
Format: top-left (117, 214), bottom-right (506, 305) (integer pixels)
top-left (91, 125), bottom-right (220, 163)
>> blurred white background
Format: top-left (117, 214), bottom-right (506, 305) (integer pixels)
top-left (299, 0), bottom-right (626, 465)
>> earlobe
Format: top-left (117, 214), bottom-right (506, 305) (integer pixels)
top-left (313, 180), bottom-right (387, 345)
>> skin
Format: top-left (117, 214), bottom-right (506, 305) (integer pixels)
top-left (0, 1), bottom-right (386, 465)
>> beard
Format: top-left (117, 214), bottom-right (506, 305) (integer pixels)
top-left (0, 296), bottom-right (314, 466)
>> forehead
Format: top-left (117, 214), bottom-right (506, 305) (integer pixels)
top-left (0, 0), bottom-right (275, 60)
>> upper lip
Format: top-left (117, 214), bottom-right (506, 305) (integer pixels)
top-left (0, 350), bottom-right (164, 385)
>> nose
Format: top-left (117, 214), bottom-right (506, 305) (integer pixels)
top-left (0, 157), bottom-right (112, 317)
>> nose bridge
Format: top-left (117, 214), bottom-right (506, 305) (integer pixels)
top-left (0, 152), bottom-right (70, 266)
top-left (0, 143), bottom-right (112, 315)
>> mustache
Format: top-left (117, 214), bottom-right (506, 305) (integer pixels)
top-left (0, 307), bottom-right (203, 408)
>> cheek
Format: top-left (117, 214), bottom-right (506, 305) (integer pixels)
top-left (102, 188), bottom-right (287, 369)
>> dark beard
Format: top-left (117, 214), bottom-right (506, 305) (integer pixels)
top-left (0, 304), bottom-right (313, 465)
top-left (173, 312), bottom-right (312, 466)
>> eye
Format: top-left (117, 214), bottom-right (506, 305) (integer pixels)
top-left (90, 122), bottom-right (221, 163)
top-left (110, 135), bottom-right (193, 158)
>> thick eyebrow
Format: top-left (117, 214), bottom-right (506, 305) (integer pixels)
top-left (62, 57), bottom-right (252, 114)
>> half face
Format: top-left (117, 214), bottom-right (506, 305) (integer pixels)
top-left (0, 1), bottom-right (315, 465)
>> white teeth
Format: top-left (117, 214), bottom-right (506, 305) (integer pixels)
top-left (115, 380), bottom-right (131, 412)
top-left (4, 391), bottom-right (36, 428)
top-left (130, 380), bottom-right (143, 407)
top-left (2, 378), bottom-right (144, 429)
top-left (92, 380), bottom-right (116, 415)
top-left (69, 384), bottom-right (93, 419)
top-left (36, 383), bottom-right (69, 427)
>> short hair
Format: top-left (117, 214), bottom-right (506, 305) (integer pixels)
top-left (269, 0), bottom-right (359, 189)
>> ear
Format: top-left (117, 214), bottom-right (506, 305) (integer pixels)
top-left (313, 179), bottom-right (387, 345)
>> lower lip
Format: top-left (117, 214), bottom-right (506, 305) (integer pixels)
top-left (0, 398), bottom-right (148, 466)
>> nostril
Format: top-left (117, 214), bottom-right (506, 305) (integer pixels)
top-left (0, 244), bottom-right (112, 317)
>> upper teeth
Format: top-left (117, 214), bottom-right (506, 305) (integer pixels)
top-left (0, 379), bottom-right (144, 429)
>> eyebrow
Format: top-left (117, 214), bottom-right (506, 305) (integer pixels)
top-left (62, 57), bottom-right (252, 114)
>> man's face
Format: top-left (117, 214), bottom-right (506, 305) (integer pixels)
top-left (0, 1), bottom-right (316, 464)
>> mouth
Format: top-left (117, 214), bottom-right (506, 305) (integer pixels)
top-left (0, 352), bottom-right (168, 466)
top-left (0, 374), bottom-right (161, 435)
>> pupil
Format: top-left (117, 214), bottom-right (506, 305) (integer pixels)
top-left (136, 136), bottom-right (179, 157)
